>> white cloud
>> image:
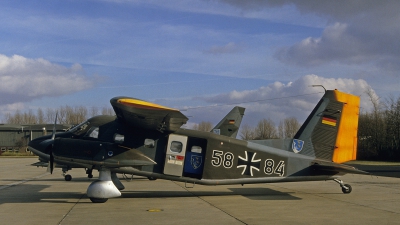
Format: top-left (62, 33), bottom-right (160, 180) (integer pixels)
top-left (0, 54), bottom-right (95, 105)
top-left (217, 0), bottom-right (400, 75)
top-left (191, 75), bottom-right (376, 126)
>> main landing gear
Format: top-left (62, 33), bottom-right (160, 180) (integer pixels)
top-left (334, 178), bottom-right (352, 194)
top-left (87, 168), bottom-right (122, 203)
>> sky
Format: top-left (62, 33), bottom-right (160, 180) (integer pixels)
top-left (1, 0), bottom-right (399, 128)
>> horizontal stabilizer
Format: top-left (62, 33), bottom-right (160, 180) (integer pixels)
top-left (311, 160), bottom-right (369, 175)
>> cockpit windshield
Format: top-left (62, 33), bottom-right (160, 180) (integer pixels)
top-left (67, 120), bottom-right (90, 135)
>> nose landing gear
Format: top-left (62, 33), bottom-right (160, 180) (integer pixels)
top-left (62, 167), bottom-right (72, 181)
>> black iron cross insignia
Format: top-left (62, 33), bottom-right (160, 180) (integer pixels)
top-left (237, 151), bottom-right (261, 176)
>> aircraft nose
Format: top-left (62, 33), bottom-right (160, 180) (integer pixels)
top-left (28, 136), bottom-right (54, 160)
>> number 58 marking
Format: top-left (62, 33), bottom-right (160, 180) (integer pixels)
top-left (211, 150), bottom-right (234, 168)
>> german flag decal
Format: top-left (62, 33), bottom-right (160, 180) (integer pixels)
top-left (322, 115), bottom-right (337, 126)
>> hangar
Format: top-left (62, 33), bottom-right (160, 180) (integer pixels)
top-left (0, 124), bottom-right (70, 155)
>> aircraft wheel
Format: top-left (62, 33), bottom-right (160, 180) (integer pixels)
top-left (65, 174), bottom-right (72, 181)
top-left (90, 198), bottom-right (108, 203)
top-left (88, 174), bottom-right (93, 178)
top-left (341, 184), bottom-right (352, 194)
top-left (148, 177), bottom-right (157, 181)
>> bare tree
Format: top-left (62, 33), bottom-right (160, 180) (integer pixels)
top-left (193, 121), bottom-right (213, 132)
top-left (90, 106), bottom-right (99, 117)
top-left (240, 124), bottom-right (256, 140)
top-left (46, 108), bottom-right (56, 124)
top-left (101, 107), bottom-right (114, 116)
top-left (255, 118), bottom-right (277, 139)
top-left (283, 117), bottom-right (300, 138)
top-left (37, 108), bottom-right (45, 124)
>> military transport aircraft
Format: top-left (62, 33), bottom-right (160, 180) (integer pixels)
top-left (28, 89), bottom-right (368, 203)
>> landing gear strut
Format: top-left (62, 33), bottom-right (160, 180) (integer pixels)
top-left (334, 178), bottom-right (352, 194)
top-left (86, 168), bottom-right (93, 178)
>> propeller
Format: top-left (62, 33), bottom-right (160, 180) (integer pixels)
top-left (47, 113), bottom-right (58, 174)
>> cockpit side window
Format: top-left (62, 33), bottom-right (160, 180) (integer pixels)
top-left (86, 127), bottom-right (99, 139)
top-left (114, 133), bottom-right (124, 144)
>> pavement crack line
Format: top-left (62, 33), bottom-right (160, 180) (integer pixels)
top-left (0, 173), bottom-right (49, 190)
top-left (58, 193), bottom-right (86, 225)
top-left (268, 183), bottom-right (400, 215)
top-left (172, 181), bottom-right (248, 225)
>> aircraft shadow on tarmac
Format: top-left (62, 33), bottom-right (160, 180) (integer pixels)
top-left (0, 184), bottom-right (301, 204)
top-left (0, 184), bottom-right (87, 205)
top-left (121, 187), bottom-right (301, 201)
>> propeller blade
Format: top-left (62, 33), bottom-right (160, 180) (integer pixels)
top-left (46, 147), bottom-right (55, 174)
top-left (49, 152), bottom-right (54, 174)
top-left (47, 112), bottom-right (57, 174)
top-left (51, 113), bottom-right (58, 140)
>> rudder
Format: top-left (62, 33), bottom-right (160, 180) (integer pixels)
top-left (293, 89), bottom-right (360, 163)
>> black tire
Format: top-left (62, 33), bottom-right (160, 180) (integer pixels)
top-left (90, 198), bottom-right (108, 203)
top-left (342, 184), bottom-right (352, 194)
top-left (148, 177), bottom-right (157, 181)
top-left (64, 174), bottom-right (72, 181)
top-left (88, 174), bottom-right (93, 178)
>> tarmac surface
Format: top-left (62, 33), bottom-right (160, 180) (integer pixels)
top-left (1, 157), bottom-right (400, 225)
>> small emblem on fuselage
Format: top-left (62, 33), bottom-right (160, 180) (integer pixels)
top-left (108, 151), bottom-right (114, 157)
top-left (292, 139), bottom-right (304, 153)
top-left (191, 155), bottom-right (202, 169)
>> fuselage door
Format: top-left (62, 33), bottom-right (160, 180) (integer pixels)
top-left (164, 134), bottom-right (188, 176)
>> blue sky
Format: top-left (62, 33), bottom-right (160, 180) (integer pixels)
top-left (1, 0), bottom-right (399, 127)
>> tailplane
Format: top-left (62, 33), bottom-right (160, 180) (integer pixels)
top-left (292, 89), bottom-right (360, 163)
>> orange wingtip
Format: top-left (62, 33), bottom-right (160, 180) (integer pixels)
top-left (117, 98), bottom-right (178, 111)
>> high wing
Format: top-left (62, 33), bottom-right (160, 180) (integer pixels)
top-left (111, 97), bottom-right (188, 133)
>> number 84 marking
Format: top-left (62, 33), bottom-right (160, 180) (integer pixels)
top-left (265, 159), bottom-right (285, 177)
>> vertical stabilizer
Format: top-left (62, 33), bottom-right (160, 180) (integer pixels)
top-left (292, 90), bottom-right (360, 163)
top-left (212, 106), bottom-right (245, 138)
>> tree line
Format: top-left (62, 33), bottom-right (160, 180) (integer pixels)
top-left (4, 106), bottom-right (114, 124)
top-left (193, 117), bottom-right (301, 140)
top-left (357, 93), bottom-right (400, 161)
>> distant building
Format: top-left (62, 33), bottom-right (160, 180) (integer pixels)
top-left (0, 124), bottom-right (70, 154)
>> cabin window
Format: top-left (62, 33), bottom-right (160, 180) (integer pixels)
top-left (86, 127), bottom-right (99, 139)
top-left (114, 134), bottom-right (124, 144)
top-left (144, 139), bottom-right (155, 148)
top-left (170, 141), bottom-right (183, 153)
top-left (191, 146), bottom-right (202, 153)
